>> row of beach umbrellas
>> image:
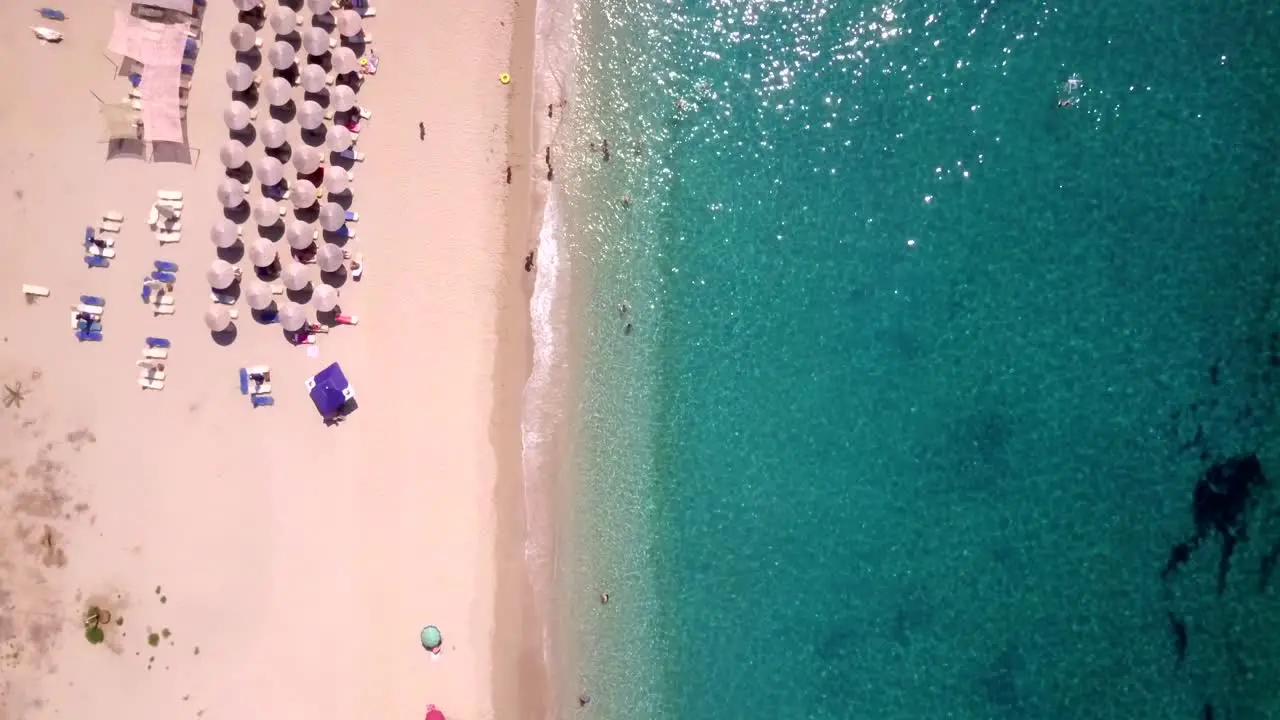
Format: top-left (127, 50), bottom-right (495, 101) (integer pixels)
top-left (225, 61), bottom-right (361, 97)
top-left (232, 0), bottom-right (362, 25)
top-left (205, 294), bottom-right (334, 332)
top-left (208, 254), bottom-right (344, 291)
top-left (218, 124), bottom-right (353, 167)
top-left (229, 10), bottom-right (363, 49)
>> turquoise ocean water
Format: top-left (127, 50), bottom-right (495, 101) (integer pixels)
top-left (528, 0), bottom-right (1280, 717)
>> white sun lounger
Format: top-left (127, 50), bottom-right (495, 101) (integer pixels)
top-left (136, 360), bottom-right (163, 369)
top-left (245, 365), bottom-right (270, 375)
top-left (153, 295), bottom-right (175, 306)
top-left (154, 305), bottom-right (176, 316)
top-left (100, 219), bottom-right (123, 233)
top-left (211, 292), bottom-right (236, 305)
top-left (87, 246), bottom-right (116, 258)
top-left (270, 283), bottom-right (285, 295)
top-left (22, 284), bottom-right (49, 297)
top-left (143, 347), bottom-right (169, 360)
top-left (157, 233), bottom-right (181, 244)
top-left (138, 378), bottom-right (165, 390)
top-left (250, 382), bottom-right (272, 394)
top-left (104, 210), bottom-right (124, 223)
top-left (139, 369), bottom-right (167, 382)
top-left (358, 108), bottom-right (372, 120)
top-left (157, 190), bottom-right (183, 201)
top-left (75, 303), bottom-right (103, 315)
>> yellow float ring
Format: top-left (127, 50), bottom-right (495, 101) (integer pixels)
top-left (499, 73), bottom-right (511, 85)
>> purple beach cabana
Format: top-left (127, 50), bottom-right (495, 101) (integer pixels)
top-left (305, 362), bottom-right (355, 419)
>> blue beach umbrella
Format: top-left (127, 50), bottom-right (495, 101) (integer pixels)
top-left (305, 362), bottom-right (355, 418)
top-left (420, 625), bottom-right (442, 652)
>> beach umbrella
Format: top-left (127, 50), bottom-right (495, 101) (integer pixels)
top-left (219, 140), bottom-right (248, 169)
top-left (223, 101), bottom-right (252, 131)
top-left (279, 302), bottom-right (308, 332)
top-left (233, 0), bottom-right (261, 11)
top-left (217, 178), bottom-right (246, 208)
top-left (420, 626), bottom-right (442, 652)
top-left (225, 62), bottom-right (254, 92)
top-left (206, 259), bottom-right (238, 289)
top-left (292, 146), bottom-right (322, 174)
top-left (324, 166), bottom-right (351, 194)
top-left (306, 0), bottom-right (331, 16)
top-left (260, 118), bottom-right (288, 149)
top-left (281, 265), bottom-right (310, 292)
top-left (318, 202), bottom-right (346, 232)
top-left (300, 64), bottom-right (328, 93)
top-left (302, 26), bottom-right (330, 56)
top-left (306, 362), bottom-right (354, 417)
top-left (248, 237), bottom-right (277, 267)
top-left (329, 84), bottom-right (357, 112)
top-left (255, 155), bottom-right (285, 185)
top-left (291, 180), bottom-right (318, 208)
top-left (325, 125), bottom-right (353, 152)
top-left (298, 100), bottom-right (325, 130)
top-left (253, 198), bottom-right (282, 226)
top-left (265, 76), bottom-right (293, 107)
top-left (267, 40), bottom-right (296, 71)
top-left (204, 305), bottom-right (233, 332)
top-left (244, 280), bottom-right (273, 310)
top-left (269, 6), bottom-right (297, 35)
top-left (336, 10), bottom-right (362, 37)
top-left (285, 220), bottom-right (315, 249)
top-left (316, 244), bottom-right (345, 273)
top-left (211, 218), bottom-right (240, 249)
top-left (332, 46), bottom-right (359, 75)
top-left (313, 283), bottom-right (339, 311)
top-left (230, 23), bottom-right (257, 52)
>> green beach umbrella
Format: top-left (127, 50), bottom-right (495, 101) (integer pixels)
top-left (420, 625), bottom-right (442, 652)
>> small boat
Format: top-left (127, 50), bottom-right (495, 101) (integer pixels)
top-left (30, 26), bottom-right (63, 42)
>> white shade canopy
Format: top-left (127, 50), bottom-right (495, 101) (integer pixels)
top-left (223, 101), bottom-right (252, 131)
top-left (281, 264), bottom-right (310, 292)
top-left (300, 64), bottom-right (328, 93)
top-left (244, 280), bottom-right (273, 310)
top-left (336, 10), bottom-right (362, 37)
top-left (318, 202), bottom-right (346, 232)
top-left (269, 6), bottom-right (297, 35)
top-left (332, 46), bottom-right (359, 74)
top-left (255, 155), bottom-right (285, 185)
top-left (219, 140), bottom-right (248, 168)
top-left (285, 220), bottom-right (315, 250)
top-left (306, 0), bottom-right (331, 15)
top-left (298, 100), bottom-right (325, 130)
top-left (248, 237), bottom-right (277, 267)
top-left (313, 283), bottom-right (339, 310)
top-left (207, 259), bottom-right (238, 289)
top-left (204, 305), bottom-right (233, 332)
top-left (267, 40), bottom-right (297, 70)
top-left (230, 23), bottom-right (257, 52)
top-left (316, 245), bottom-right (345, 273)
top-left (329, 84), bottom-right (357, 112)
top-left (292, 146), bottom-right (322, 174)
top-left (211, 218), bottom-right (240, 249)
top-left (225, 63), bottom-right (254, 91)
top-left (217, 178), bottom-right (246, 208)
top-left (302, 26), bottom-right (331, 56)
top-left (325, 125), bottom-right (353, 152)
top-left (324, 166), bottom-right (351, 194)
top-left (233, 0), bottom-right (262, 11)
top-left (291, 180), bottom-right (318, 208)
top-left (260, 118), bottom-right (288, 148)
top-left (279, 302), bottom-right (308, 331)
top-left (265, 76), bottom-right (293, 107)
top-left (253, 198), bottom-right (282, 226)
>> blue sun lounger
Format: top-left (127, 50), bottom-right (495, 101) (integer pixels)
top-left (151, 270), bottom-right (177, 284)
top-left (145, 337), bottom-right (170, 348)
top-left (76, 330), bottom-right (103, 342)
top-left (83, 226), bottom-right (95, 245)
top-left (80, 295), bottom-right (105, 307)
top-left (154, 260), bottom-right (179, 273)
top-left (181, 63), bottom-right (195, 76)
top-left (183, 38), bottom-right (198, 59)
top-left (251, 395), bottom-right (275, 408)
top-left (128, 72), bottom-right (142, 87)
top-left (141, 284), bottom-right (152, 303)
top-left (239, 368), bottom-right (250, 395)
top-left (85, 255), bottom-right (109, 268)
top-left (76, 319), bottom-right (103, 333)
top-left (38, 8), bottom-right (67, 21)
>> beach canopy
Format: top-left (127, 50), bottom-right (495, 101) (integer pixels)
top-left (224, 101), bottom-right (252, 131)
top-left (282, 263), bottom-right (310, 291)
top-left (332, 46), bottom-right (360, 75)
top-left (226, 62), bottom-right (254, 92)
top-left (207, 259), bottom-right (238, 289)
top-left (302, 26), bottom-right (331, 56)
top-left (313, 283), bottom-right (339, 310)
top-left (244, 280), bottom-right (273, 310)
top-left (211, 218), bottom-right (240, 249)
top-left (260, 118), bottom-right (289, 149)
top-left (255, 155), bottom-right (285, 185)
top-left (219, 140), bottom-right (248, 169)
top-left (248, 237), bottom-right (277, 267)
top-left (230, 23), bottom-right (257, 52)
top-left (291, 180), bottom-right (318, 208)
top-left (254, 198), bottom-right (282, 226)
top-left (204, 305), bottom-right (233, 332)
top-left (300, 64), bottom-right (328, 93)
top-left (293, 146), bottom-right (322, 174)
top-left (269, 6), bottom-right (297, 35)
top-left (279, 301), bottom-right (308, 331)
top-left (324, 166), bottom-right (351, 194)
top-left (267, 40), bottom-right (297, 70)
top-left (298, 100), bottom-right (325, 130)
top-left (316, 244), bottom-right (345, 273)
top-left (325, 125), bottom-right (353, 152)
top-left (336, 10), bottom-right (362, 37)
top-left (233, 0), bottom-right (262, 10)
top-left (217, 178), bottom-right (246, 208)
top-left (285, 220), bottom-right (316, 249)
top-left (318, 202), bottom-right (346, 232)
top-left (420, 626), bottom-right (442, 651)
top-left (265, 76), bottom-right (293, 107)
top-left (306, 362), bottom-right (354, 417)
top-left (306, 0), bottom-right (331, 16)
top-left (330, 84), bottom-right (357, 112)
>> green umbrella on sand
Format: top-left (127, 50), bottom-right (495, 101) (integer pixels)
top-left (421, 625), bottom-right (442, 653)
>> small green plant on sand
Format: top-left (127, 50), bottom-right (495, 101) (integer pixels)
top-left (85, 625), bottom-right (105, 645)
top-left (148, 632), bottom-right (160, 647)
top-left (83, 606), bottom-right (110, 646)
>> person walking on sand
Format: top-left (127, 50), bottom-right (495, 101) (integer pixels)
top-left (418, 122), bottom-right (425, 141)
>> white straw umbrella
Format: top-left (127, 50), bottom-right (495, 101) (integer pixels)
top-left (316, 244), bottom-right (345, 273)
top-left (302, 26), bottom-right (330, 56)
top-left (332, 46), bottom-right (359, 74)
top-left (226, 62), bottom-right (255, 91)
top-left (244, 280), bottom-right (273, 311)
top-left (265, 76), bottom-right (293, 107)
top-left (248, 237), bottom-right (277, 268)
top-left (306, 0), bottom-right (331, 16)
top-left (279, 302), bottom-right (308, 332)
top-left (313, 284), bottom-right (339, 311)
top-left (223, 101), bottom-right (252, 131)
top-left (300, 64), bottom-right (328, 93)
top-left (281, 264), bottom-right (310, 291)
top-left (204, 305), bottom-right (233, 332)
top-left (233, 0), bottom-right (262, 11)
top-left (255, 155), bottom-right (285, 186)
top-left (217, 178), bottom-right (246, 208)
top-left (269, 6), bottom-right (297, 35)
top-left (267, 40), bottom-right (297, 70)
top-left (336, 10), bottom-right (362, 37)
top-left (253, 198), bottom-right (282, 226)
top-left (292, 146), bottom-right (322, 174)
top-left (324, 166), bottom-right (351, 194)
top-left (291, 180), bottom-right (318, 208)
top-left (285, 220), bottom-right (315, 250)
top-left (318, 202), bottom-right (346, 232)
top-left (298, 100), bottom-right (325, 130)
top-left (325, 125), bottom-right (353, 152)
top-left (260, 118), bottom-right (289, 149)
top-left (219, 140), bottom-right (248, 168)
top-left (230, 23), bottom-right (257, 52)
top-left (329, 84), bottom-right (357, 112)
top-left (211, 218), bottom-right (241, 249)
top-left (207, 259), bottom-right (239, 289)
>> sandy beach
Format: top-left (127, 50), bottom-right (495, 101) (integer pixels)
top-left (0, 0), bottom-right (540, 719)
